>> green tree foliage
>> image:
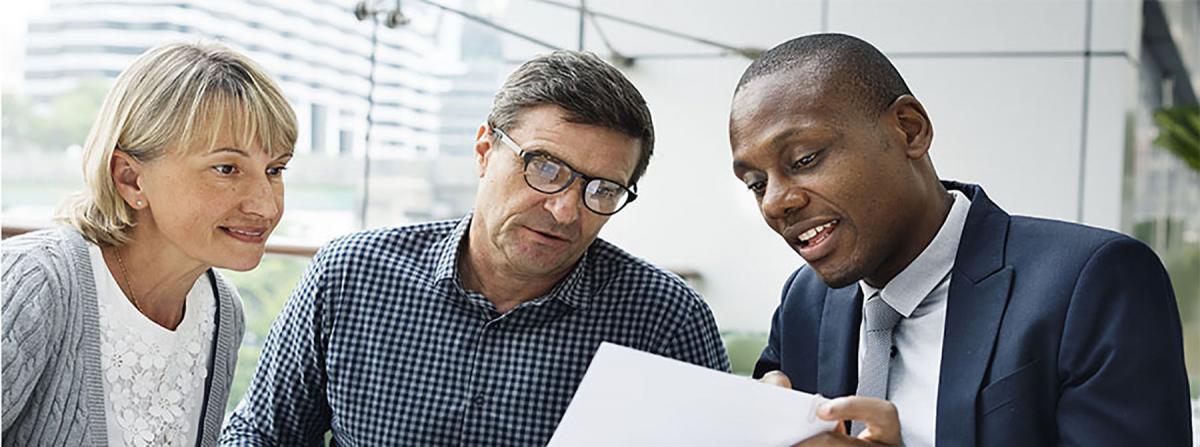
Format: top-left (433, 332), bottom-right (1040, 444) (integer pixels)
top-left (2, 94), bottom-right (37, 151)
top-left (1153, 106), bottom-right (1200, 172)
top-left (219, 255), bottom-right (310, 413)
top-left (2, 79), bottom-right (109, 152)
top-left (721, 331), bottom-right (768, 376)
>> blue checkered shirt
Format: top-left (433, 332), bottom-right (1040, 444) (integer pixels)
top-left (220, 215), bottom-right (729, 446)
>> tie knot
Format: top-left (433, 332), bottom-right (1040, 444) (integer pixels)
top-left (864, 294), bottom-right (902, 332)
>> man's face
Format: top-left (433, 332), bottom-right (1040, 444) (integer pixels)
top-left (471, 104), bottom-right (640, 280)
top-left (729, 72), bottom-right (926, 288)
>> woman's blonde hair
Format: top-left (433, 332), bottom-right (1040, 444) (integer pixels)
top-left (59, 41), bottom-right (298, 246)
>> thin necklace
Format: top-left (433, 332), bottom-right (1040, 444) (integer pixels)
top-left (113, 247), bottom-right (143, 313)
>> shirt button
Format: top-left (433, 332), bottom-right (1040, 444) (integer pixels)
top-left (472, 394), bottom-right (486, 406)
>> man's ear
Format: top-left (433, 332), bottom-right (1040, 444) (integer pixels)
top-left (887, 95), bottom-right (934, 160)
top-left (110, 149), bottom-right (146, 209)
top-left (474, 124), bottom-right (493, 178)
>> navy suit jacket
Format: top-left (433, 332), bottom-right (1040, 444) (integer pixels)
top-left (754, 182), bottom-right (1193, 446)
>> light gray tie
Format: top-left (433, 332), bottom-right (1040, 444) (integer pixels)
top-left (852, 292), bottom-right (903, 436)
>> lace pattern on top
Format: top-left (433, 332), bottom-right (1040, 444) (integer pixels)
top-left (91, 245), bottom-right (215, 447)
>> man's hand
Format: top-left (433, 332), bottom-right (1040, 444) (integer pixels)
top-left (759, 370), bottom-right (793, 389)
top-left (758, 371), bottom-right (901, 446)
top-left (793, 396), bottom-right (902, 446)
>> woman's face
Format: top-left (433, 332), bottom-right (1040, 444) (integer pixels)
top-left (134, 125), bottom-right (292, 272)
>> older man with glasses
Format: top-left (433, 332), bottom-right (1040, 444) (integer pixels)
top-left (221, 51), bottom-right (730, 446)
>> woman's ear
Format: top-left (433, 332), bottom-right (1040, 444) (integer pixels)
top-left (110, 149), bottom-right (146, 209)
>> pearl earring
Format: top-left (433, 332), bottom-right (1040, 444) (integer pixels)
top-left (135, 200), bottom-right (144, 207)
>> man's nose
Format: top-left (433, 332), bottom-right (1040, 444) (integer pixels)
top-left (761, 180), bottom-right (808, 221)
top-left (544, 182), bottom-right (584, 225)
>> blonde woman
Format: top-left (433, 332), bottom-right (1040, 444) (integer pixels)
top-left (2, 42), bottom-right (296, 446)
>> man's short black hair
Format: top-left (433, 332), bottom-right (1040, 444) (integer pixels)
top-left (488, 51), bottom-right (654, 186)
top-left (736, 33), bottom-right (913, 115)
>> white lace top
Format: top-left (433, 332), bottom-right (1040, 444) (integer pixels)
top-left (88, 244), bottom-right (215, 446)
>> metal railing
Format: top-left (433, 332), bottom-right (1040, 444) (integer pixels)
top-left (1, 223), bottom-right (319, 258)
top-left (0, 223), bottom-right (701, 282)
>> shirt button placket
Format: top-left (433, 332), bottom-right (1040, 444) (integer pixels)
top-left (462, 317), bottom-right (497, 446)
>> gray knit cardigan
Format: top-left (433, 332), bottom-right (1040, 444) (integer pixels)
top-left (1, 227), bottom-right (245, 446)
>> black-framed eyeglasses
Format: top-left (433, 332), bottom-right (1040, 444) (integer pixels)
top-left (493, 128), bottom-right (638, 216)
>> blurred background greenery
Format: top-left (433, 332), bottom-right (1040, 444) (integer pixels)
top-left (219, 255), bottom-right (311, 414)
top-left (1150, 105), bottom-right (1200, 398)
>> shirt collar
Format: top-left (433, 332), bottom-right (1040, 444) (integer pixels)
top-left (539, 251), bottom-right (592, 308)
top-left (859, 190), bottom-right (971, 317)
top-left (432, 213), bottom-right (472, 284)
top-left (432, 211), bottom-right (595, 309)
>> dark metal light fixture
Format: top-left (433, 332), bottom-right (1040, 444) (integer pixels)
top-left (354, 0), bottom-right (410, 28)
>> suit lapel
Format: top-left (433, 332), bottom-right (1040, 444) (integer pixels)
top-left (935, 182), bottom-right (1015, 445)
top-left (817, 285), bottom-right (863, 398)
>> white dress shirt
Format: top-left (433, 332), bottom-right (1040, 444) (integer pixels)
top-left (858, 190), bottom-right (971, 447)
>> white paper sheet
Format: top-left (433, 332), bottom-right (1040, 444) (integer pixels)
top-left (547, 342), bottom-right (839, 447)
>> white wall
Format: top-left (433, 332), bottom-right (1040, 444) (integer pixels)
top-left (498, 0), bottom-right (1141, 331)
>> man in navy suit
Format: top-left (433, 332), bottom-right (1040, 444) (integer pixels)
top-left (728, 33), bottom-right (1192, 446)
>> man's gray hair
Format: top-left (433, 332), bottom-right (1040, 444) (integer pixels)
top-left (487, 51), bottom-right (654, 185)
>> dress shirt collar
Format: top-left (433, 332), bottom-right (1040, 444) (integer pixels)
top-left (859, 190), bottom-right (971, 317)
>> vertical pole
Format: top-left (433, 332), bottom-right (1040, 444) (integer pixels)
top-left (360, 16), bottom-right (379, 229)
top-left (577, 0), bottom-right (586, 51)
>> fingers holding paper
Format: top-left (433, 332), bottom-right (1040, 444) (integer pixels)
top-left (793, 396), bottom-right (902, 446)
top-left (759, 370), bottom-right (793, 389)
top-left (755, 370), bottom-right (899, 446)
